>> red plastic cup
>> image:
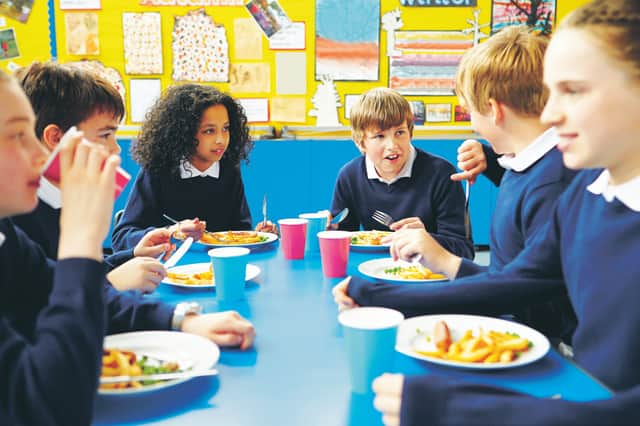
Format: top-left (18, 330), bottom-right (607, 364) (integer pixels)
top-left (278, 218), bottom-right (308, 260)
top-left (317, 230), bottom-right (351, 277)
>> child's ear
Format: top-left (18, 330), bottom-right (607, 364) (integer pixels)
top-left (41, 124), bottom-right (64, 152)
top-left (353, 138), bottom-right (366, 154)
top-left (488, 99), bottom-right (504, 126)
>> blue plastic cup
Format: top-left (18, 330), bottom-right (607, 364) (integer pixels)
top-left (298, 212), bottom-right (329, 254)
top-left (208, 247), bottom-right (250, 301)
top-left (338, 307), bottom-right (405, 394)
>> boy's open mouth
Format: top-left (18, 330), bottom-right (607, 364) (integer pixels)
top-left (385, 154), bottom-right (400, 161)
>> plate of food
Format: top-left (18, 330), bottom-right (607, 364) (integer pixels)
top-left (395, 314), bottom-right (550, 370)
top-left (162, 262), bottom-right (260, 289)
top-left (350, 230), bottom-right (393, 252)
top-left (99, 331), bottom-right (219, 395)
top-left (357, 258), bottom-right (447, 283)
top-left (176, 230), bottom-right (278, 248)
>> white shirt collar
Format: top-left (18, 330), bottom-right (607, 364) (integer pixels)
top-left (587, 170), bottom-right (640, 212)
top-left (179, 161), bottom-right (220, 179)
top-left (0, 231), bottom-right (5, 248)
top-left (497, 127), bottom-right (558, 172)
top-left (365, 145), bottom-right (416, 185)
top-left (37, 176), bottom-right (62, 209)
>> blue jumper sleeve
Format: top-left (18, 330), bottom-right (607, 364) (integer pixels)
top-left (401, 374), bottom-right (632, 426)
top-left (104, 247), bottom-right (135, 269)
top-left (455, 258), bottom-right (487, 278)
top-left (481, 144), bottom-right (505, 187)
top-left (103, 284), bottom-right (174, 334)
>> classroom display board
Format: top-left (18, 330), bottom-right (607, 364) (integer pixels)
top-left (0, 0), bottom-right (590, 129)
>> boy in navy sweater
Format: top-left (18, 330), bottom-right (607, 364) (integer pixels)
top-left (357, 1), bottom-right (640, 424)
top-left (330, 87), bottom-right (474, 259)
top-left (337, 26), bottom-right (577, 340)
top-left (12, 62), bottom-right (171, 293)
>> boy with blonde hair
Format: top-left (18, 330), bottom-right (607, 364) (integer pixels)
top-left (335, 26), bottom-right (577, 342)
top-left (330, 87), bottom-right (474, 259)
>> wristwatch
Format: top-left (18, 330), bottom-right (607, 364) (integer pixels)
top-left (171, 301), bottom-right (202, 331)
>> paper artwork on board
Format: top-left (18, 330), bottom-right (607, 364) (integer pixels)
top-left (315, 0), bottom-right (379, 81)
top-left (271, 96), bottom-right (306, 123)
top-left (234, 18), bottom-right (263, 60)
top-left (140, 0), bottom-right (244, 5)
top-left (269, 22), bottom-right (304, 50)
top-left (491, 0), bottom-right (556, 35)
top-left (123, 13), bottom-right (163, 75)
top-left (454, 105), bottom-right (470, 122)
top-left (275, 52), bottom-right (305, 95)
top-left (343, 94), bottom-right (359, 120)
top-left (426, 103), bottom-right (452, 123)
top-left (0, 28), bottom-right (19, 60)
top-left (410, 101), bottom-right (425, 125)
top-left (60, 0), bottom-right (101, 10)
top-left (245, 0), bottom-right (291, 38)
top-left (172, 8), bottom-right (228, 82)
top-left (65, 60), bottom-right (126, 118)
top-left (65, 13), bottom-right (100, 56)
top-left (130, 79), bottom-right (161, 123)
top-left (389, 31), bottom-right (473, 96)
top-left (0, 0), bottom-right (34, 23)
top-left (229, 62), bottom-right (270, 93)
top-left (309, 76), bottom-right (341, 127)
top-left (238, 98), bottom-right (269, 123)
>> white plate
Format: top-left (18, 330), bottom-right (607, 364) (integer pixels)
top-left (193, 231), bottom-right (278, 248)
top-left (395, 314), bottom-right (550, 370)
top-left (350, 231), bottom-right (392, 252)
top-left (99, 331), bottom-right (220, 395)
top-left (357, 258), bottom-right (448, 283)
top-left (162, 262), bottom-right (261, 289)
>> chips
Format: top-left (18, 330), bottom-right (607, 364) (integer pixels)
top-left (100, 348), bottom-right (180, 390)
top-left (200, 231), bottom-right (268, 245)
top-left (166, 264), bottom-right (213, 285)
top-left (384, 265), bottom-right (446, 280)
top-left (351, 230), bottom-right (393, 246)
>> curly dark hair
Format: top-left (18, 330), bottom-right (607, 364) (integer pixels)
top-left (133, 84), bottom-right (253, 177)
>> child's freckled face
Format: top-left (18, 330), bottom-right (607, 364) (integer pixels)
top-left (191, 104), bottom-right (230, 172)
top-left (360, 122), bottom-right (412, 181)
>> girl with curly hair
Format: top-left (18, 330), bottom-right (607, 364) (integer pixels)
top-left (112, 84), bottom-right (276, 251)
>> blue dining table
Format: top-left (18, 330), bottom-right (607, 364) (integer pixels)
top-left (93, 242), bottom-right (612, 426)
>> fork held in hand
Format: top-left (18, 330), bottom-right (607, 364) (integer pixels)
top-left (372, 210), bottom-right (393, 228)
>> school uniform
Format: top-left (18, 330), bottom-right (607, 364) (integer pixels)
top-left (0, 218), bottom-right (175, 424)
top-left (112, 159), bottom-right (252, 251)
top-left (330, 146), bottom-right (474, 259)
top-left (12, 177), bottom-right (133, 268)
top-left (481, 143), bottom-right (506, 186)
top-left (350, 169), bottom-right (640, 424)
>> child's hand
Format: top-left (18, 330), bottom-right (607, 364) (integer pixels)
top-left (170, 218), bottom-right (206, 241)
top-left (181, 311), bottom-right (255, 350)
top-left (450, 139), bottom-right (486, 185)
top-left (332, 277), bottom-right (358, 311)
top-left (372, 373), bottom-right (404, 426)
top-left (106, 257), bottom-right (166, 293)
top-left (388, 229), bottom-right (460, 279)
top-left (255, 220), bottom-right (278, 235)
top-left (134, 227), bottom-right (174, 259)
top-left (58, 130), bottom-right (118, 261)
top-left (389, 217), bottom-right (425, 231)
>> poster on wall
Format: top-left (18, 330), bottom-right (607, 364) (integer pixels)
top-left (389, 31), bottom-right (473, 96)
top-left (454, 105), bottom-right (470, 122)
top-left (0, 0), bottom-right (34, 23)
top-left (0, 28), bottom-right (19, 60)
top-left (123, 12), bottom-right (163, 75)
top-left (238, 98), bottom-right (269, 123)
top-left (269, 22), bottom-right (305, 50)
top-left (172, 8), bottom-right (229, 82)
top-left (140, 0), bottom-right (243, 5)
top-left (491, 0), bottom-right (556, 35)
top-left (65, 13), bottom-right (100, 55)
top-left (426, 103), bottom-right (452, 123)
top-left (409, 101), bottom-right (425, 125)
top-left (130, 79), bottom-right (161, 123)
top-left (399, 0), bottom-right (477, 6)
top-left (234, 18), bottom-right (263, 60)
top-left (60, 0), bottom-right (101, 10)
top-left (229, 62), bottom-right (270, 93)
top-left (245, 0), bottom-right (291, 38)
top-left (315, 0), bottom-right (379, 81)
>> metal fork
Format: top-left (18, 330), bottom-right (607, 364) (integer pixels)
top-left (371, 210), bottom-right (422, 263)
top-left (262, 193), bottom-right (268, 226)
top-left (464, 181), bottom-right (471, 240)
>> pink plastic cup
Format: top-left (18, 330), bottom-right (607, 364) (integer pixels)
top-left (278, 218), bottom-right (308, 260)
top-left (317, 230), bottom-right (351, 277)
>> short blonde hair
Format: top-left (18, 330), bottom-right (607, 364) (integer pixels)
top-left (350, 87), bottom-right (414, 145)
top-left (456, 26), bottom-right (549, 116)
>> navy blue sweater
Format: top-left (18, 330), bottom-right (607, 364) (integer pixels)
top-left (330, 148), bottom-right (474, 259)
top-left (112, 164), bottom-right (252, 251)
top-left (350, 170), bottom-right (640, 424)
top-left (481, 143), bottom-right (505, 186)
top-left (0, 219), bottom-right (105, 425)
top-left (12, 198), bottom-right (133, 268)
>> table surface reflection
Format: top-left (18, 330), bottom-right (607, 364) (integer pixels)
top-left (93, 243), bottom-right (611, 426)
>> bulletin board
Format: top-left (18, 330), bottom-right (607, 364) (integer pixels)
top-left (1, 0), bottom-right (591, 131)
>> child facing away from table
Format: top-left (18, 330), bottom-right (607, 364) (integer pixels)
top-left (111, 84), bottom-right (277, 251)
top-left (356, 1), bottom-right (640, 424)
top-left (11, 61), bottom-right (171, 293)
top-left (345, 26), bottom-right (578, 341)
top-left (329, 87), bottom-right (474, 259)
top-left (0, 71), bottom-right (256, 425)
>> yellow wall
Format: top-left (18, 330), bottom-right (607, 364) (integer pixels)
top-left (2, 0), bottom-right (591, 131)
